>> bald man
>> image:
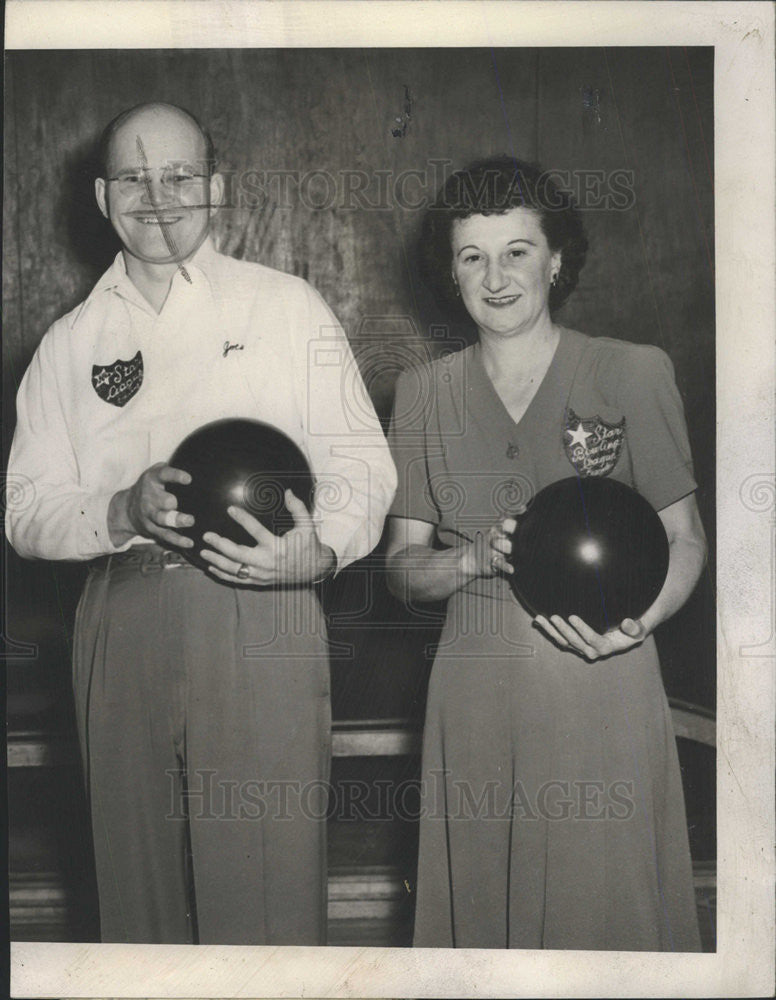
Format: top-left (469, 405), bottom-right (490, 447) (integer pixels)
top-left (7, 103), bottom-right (397, 944)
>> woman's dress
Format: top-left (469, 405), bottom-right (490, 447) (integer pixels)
top-left (387, 328), bottom-right (702, 951)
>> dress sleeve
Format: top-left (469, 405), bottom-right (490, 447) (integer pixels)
top-left (387, 366), bottom-right (441, 525)
top-left (618, 345), bottom-right (697, 512)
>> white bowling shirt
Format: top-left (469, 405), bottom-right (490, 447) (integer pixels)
top-left (7, 238), bottom-right (397, 569)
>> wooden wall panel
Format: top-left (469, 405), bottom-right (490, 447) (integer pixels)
top-left (4, 48), bottom-right (714, 710)
top-left (534, 47), bottom-right (715, 704)
top-left (535, 48), bottom-right (715, 508)
top-left (6, 49), bottom-right (539, 399)
top-left (3, 63), bottom-right (23, 454)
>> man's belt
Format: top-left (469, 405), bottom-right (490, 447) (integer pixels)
top-left (90, 544), bottom-right (196, 575)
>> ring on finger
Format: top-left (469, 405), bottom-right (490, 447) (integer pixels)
top-left (236, 563), bottom-right (251, 581)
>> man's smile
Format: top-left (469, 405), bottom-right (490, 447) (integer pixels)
top-left (125, 211), bottom-right (186, 224)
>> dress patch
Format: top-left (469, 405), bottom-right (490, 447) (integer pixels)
top-left (563, 406), bottom-right (625, 476)
top-left (92, 351), bottom-right (144, 407)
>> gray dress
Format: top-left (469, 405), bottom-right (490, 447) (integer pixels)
top-left (388, 329), bottom-right (702, 951)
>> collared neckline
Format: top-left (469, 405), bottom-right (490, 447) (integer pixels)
top-left (465, 327), bottom-right (589, 445)
top-left (74, 236), bottom-right (220, 324)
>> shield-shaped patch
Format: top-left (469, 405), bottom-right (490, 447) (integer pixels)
top-left (92, 350), bottom-right (144, 407)
top-left (563, 406), bottom-right (625, 477)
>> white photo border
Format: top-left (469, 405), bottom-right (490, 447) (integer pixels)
top-left (6, 1), bottom-right (775, 997)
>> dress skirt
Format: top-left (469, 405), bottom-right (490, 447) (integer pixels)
top-left (412, 587), bottom-right (702, 951)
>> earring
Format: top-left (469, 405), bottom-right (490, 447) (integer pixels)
top-left (551, 273), bottom-right (559, 288)
top-left (452, 279), bottom-right (460, 297)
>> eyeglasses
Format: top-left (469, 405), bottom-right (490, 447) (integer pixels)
top-left (105, 167), bottom-right (209, 196)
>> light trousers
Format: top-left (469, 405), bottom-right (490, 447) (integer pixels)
top-left (73, 556), bottom-right (331, 944)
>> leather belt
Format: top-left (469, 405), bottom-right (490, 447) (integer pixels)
top-left (90, 544), bottom-right (196, 575)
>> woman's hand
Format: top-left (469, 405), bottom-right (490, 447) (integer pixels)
top-left (533, 614), bottom-right (647, 661)
top-left (199, 489), bottom-right (335, 586)
top-left (461, 518), bottom-right (518, 579)
top-left (385, 514), bottom-right (518, 603)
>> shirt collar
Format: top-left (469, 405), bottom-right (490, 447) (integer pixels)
top-left (75, 235), bottom-right (221, 323)
top-left (89, 250), bottom-right (131, 296)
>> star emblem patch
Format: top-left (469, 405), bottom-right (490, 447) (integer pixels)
top-left (563, 407), bottom-right (625, 477)
top-left (91, 350), bottom-right (144, 407)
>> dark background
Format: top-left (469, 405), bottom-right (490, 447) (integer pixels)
top-left (4, 47), bottom-right (716, 943)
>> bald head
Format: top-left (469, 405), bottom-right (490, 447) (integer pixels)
top-left (94, 101), bottom-right (224, 273)
top-left (97, 102), bottom-right (216, 179)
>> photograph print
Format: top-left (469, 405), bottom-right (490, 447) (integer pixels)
top-left (5, 43), bottom-right (716, 957)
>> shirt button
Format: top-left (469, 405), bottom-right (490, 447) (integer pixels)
top-left (506, 443), bottom-right (519, 459)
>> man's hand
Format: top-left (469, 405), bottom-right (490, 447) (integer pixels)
top-left (533, 614), bottom-right (647, 661)
top-left (200, 489), bottom-right (335, 586)
top-left (108, 462), bottom-right (194, 548)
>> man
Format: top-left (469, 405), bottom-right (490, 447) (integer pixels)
top-left (6, 102), bottom-right (397, 945)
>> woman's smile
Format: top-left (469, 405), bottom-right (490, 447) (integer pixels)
top-left (483, 293), bottom-right (521, 307)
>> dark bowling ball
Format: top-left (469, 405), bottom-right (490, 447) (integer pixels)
top-left (166, 418), bottom-right (315, 566)
top-left (507, 476), bottom-right (669, 633)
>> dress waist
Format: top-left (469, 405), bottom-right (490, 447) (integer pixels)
top-left (460, 573), bottom-right (515, 602)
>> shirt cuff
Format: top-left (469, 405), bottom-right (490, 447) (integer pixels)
top-left (81, 491), bottom-right (143, 556)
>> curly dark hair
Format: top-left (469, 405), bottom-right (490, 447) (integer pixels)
top-left (419, 155), bottom-right (588, 317)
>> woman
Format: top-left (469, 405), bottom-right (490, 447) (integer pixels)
top-left (385, 156), bottom-right (706, 951)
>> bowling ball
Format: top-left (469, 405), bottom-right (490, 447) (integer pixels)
top-left (166, 418), bottom-right (315, 565)
top-left (506, 476), bottom-right (669, 633)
